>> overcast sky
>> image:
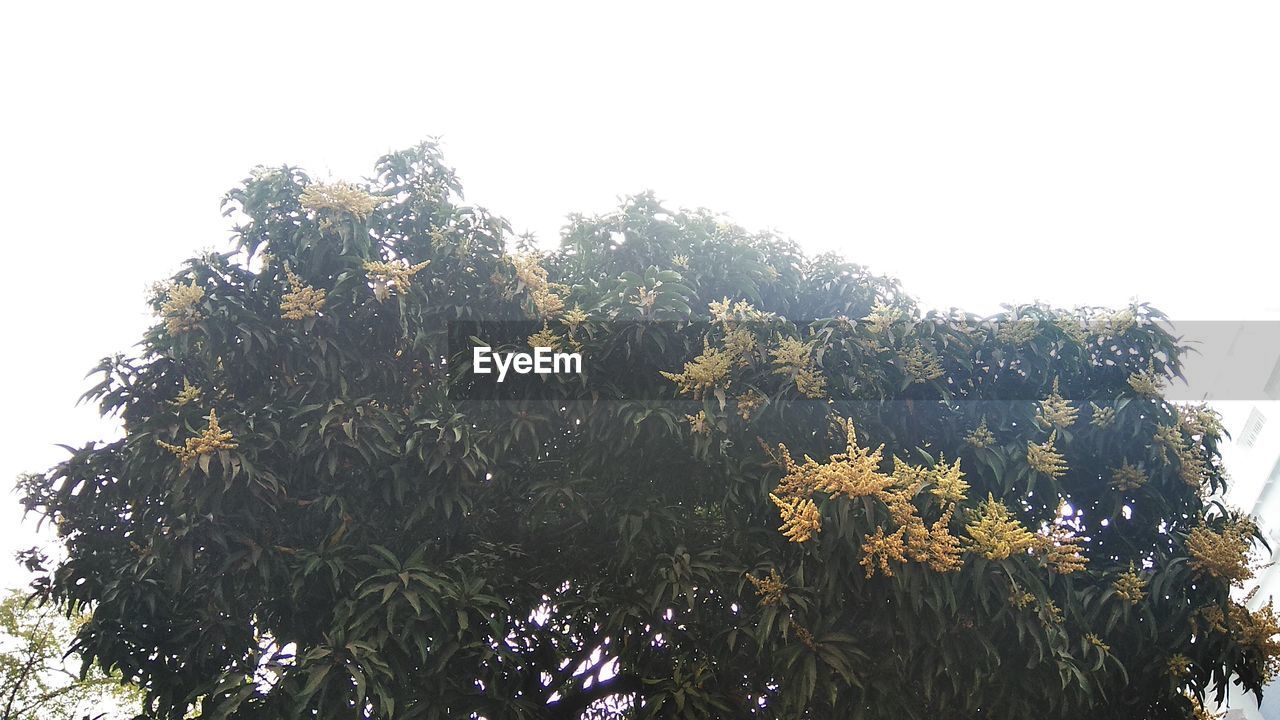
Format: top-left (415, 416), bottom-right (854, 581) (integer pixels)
top-left (1, 1), bottom-right (1277, 589)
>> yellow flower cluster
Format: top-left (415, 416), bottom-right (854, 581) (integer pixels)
top-left (967, 499), bottom-right (1090, 571)
top-left (963, 495), bottom-right (1039, 561)
top-left (1089, 308), bottom-right (1137, 336)
top-left (1040, 520), bottom-right (1088, 575)
top-left (686, 411), bottom-right (710, 435)
top-left (901, 344), bottom-right (944, 384)
top-left (862, 302), bottom-right (903, 336)
top-left (1188, 694), bottom-right (1224, 720)
top-left (746, 568), bottom-right (786, 606)
top-left (671, 254), bottom-right (689, 268)
top-left (1186, 519), bottom-right (1255, 584)
top-left (792, 623), bottom-right (819, 652)
top-left (1178, 403), bottom-right (1225, 441)
top-left (558, 305), bottom-right (589, 351)
top-left (888, 457), bottom-right (927, 491)
top-left (169, 379), bottom-right (202, 407)
top-left (363, 259), bottom-right (431, 302)
top-left (1010, 585), bottom-right (1036, 609)
top-left (156, 409), bottom-right (238, 468)
top-left (160, 281), bottom-right (205, 335)
top-left (775, 421), bottom-right (891, 500)
top-left (965, 418), bottom-right (996, 449)
top-left (1153, 424), bottom-right (1183, 463)
top-left (768, 337), bottom-right (812, 368)
top-left (1110, 461), bottom-right (1147, 491)
top-left (527, 325), bottom-right (563, 350)
top-left (661, 341), bottom-right (734, 399)
top-left (1089, 402), bottom-right (1116, 428)
top-left (1085, 633), bottom-right (1110, 653)
top-left (860, 525), bottom-right (908, 578)
top-left (995, 318), bottom-right (1038, 345)
top-left (1113, 564), bottom-right (1147, 605)
top-left (708, 297), bottom-right (733, 324)
top-left (1041, 599), bottom-right (1065, 624)
top-left (709, 297), bottom-right (773, 327)
top-left (1178, 449), bottom-right (1211, 488)
top-left (735, 390), bottom-right (764, 421)
top-left (1167, 654), bottom-right (1192, 678)
top-left (769, 493), bottom-right (821, 543)
top-left (1035, 379), bottom-right (1078, 430)
top-left (633, 286), bottom-right (658, 312)
top-left (1027, 430), bottom-right (1068, 478)
top-left (560, 305), bottom-right (589, 330)
top-left (770, 419), bottom-right (966, 575)
top-left (877, 486), bottom-right (947, 574)
top-left (1199, 603), bottom-right (1229, 634)
top-left (1232, 601), bottom-right (1280, 682)
top-left (299, 182), bottom-right (381, 219)
top-left (661, 301), bottom-right (770, 399)
top-left (511, 254), bottom-right (566, 318)
top-left (1155, 423), bottom-right (1213, 488)
top-left (722, 328), bottom-right (757, 362)
top-left (280, 264), bottom-right (326, 321)
top-left (1198, 596), bottom-right (1279, 681)
top-left (929, 456), bottom-right (970, 504)
top-left (915, 504), bottom-right (964, 574)
top-left (1053, 316), bottom-right (1088, 345)
top-left (770, 338), bottom-right (826, 398)
top-left (1127, 363), bottom-right (1165, 399)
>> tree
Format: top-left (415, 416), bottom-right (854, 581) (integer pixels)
top-left (0, 589), bottom-right (141, 719)
top-left (20, 142), bottom-right (1278, 719)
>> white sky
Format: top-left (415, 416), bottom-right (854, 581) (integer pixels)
top-left (1, 2), bottom-right (1278, 590)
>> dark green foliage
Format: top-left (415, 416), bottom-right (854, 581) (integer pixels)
top-left (21, 143), bottom-right (1269, 719)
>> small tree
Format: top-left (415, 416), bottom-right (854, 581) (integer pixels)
top-left (21, 143), bottom-right (1278, 719)
top-left (0, 589), bottom-right (141, 719)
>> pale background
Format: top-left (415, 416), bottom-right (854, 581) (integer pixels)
top-left (2, 1), bottom-right (1278, 591)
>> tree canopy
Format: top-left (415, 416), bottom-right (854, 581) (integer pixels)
top-left (0, 589), bottom-right (142, 719)
top-left (21, 142), bottom-right (1278, 719)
